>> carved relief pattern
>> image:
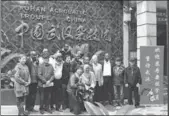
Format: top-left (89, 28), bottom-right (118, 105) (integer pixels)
top-left (2, 1), bottom-right (123, 59)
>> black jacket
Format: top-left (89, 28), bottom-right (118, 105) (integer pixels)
top-left (61, 62), bottom-right (71, 85)
top-left (25, 58), bottom-right (39, 83)
top-left (71, 58), bottom-right (82, 73)
top-left (60, 49), bottom-right (72, 61)
top-left (124, 66), bottom-right (142, 86)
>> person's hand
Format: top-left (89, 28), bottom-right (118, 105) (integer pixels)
top-left (46, 81), bottom-right (50, 85)
top-left (125, 84), bottom-right (128, 87)
top-left (136, 83), bottom-right (140, 88)
top-left (99, 80), bottom-right (104, 86)
top-left (25, 82), bottom-right (29, 86)
top-left (89, 87), bottom-right (94, 92)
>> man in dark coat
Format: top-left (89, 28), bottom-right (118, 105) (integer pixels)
top-left (60, 44), bottom-right (72, 61)
top-left (25, 51), bottom-right (39, 113)
top-left (61, 55), bottom-right (71, 110)
top-left (100, 53), bottom-right (114, 105)
top-left (38, 51), bottom-right (54, 114)
top-left (124, 58), bottom-right (142, 108)
top-left (70, 51), bottom-right (83, 74)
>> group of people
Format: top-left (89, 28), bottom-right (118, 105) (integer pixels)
top-left (11, 43), bottom-right (142, 116)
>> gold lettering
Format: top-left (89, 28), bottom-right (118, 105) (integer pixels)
top-left (20, 13), bottom-right (24, 18)
top-left (18, 6), bottom-right (24, 11)
top-left (66, 16), bottom-right (71, 23)
top-left (25, 13), bottom-right (29, 18)
top-left (68, 9), bottom-right (71, 14)
top-left (36, 7), bottom-right (41, 12)
top-left (30, 5), bottom-right (36, 11)
top-left (83, 11), bottom-right (87, 15)
top-left (24, 6), bottom-right (30, 11)
top-left (41, 15), bottom-right (46, 20)
top-left (54, 9), bottom-right (59, 13)
top-left (41, 7), bottom-right (46, 12)
top-left (72, 10), bottom-right (76, 15)
top-left (30, 14), bottom-right (35, 20)
top-left (49, 7), bottom-right (54, 12)
top-left (36, 15), bottom-right (41, 20)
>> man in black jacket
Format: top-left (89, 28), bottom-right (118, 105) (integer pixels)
top-left (61, 55), bottom-right (71, 110)
top-left (60, 44), bottom-right (72, 61)
top-left (25, 51), bottom-right (39, 113)
top-left (124, 58), bottom-right (142, 108)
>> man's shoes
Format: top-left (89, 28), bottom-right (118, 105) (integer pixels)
top-left (59, 107), bottom-right (63, 112)
top-left (128, 103), bottom-right (133, 105)
top-left (51, 107), bottom-right (55, 112)
top-left (135, 104), bottom-right (140, 108)
top-left (55, 106), bottom-right (59, 111)
top-left (23, 110), bottom-right (30, 116)
top-left (40, 110), bottom-right (45, 114)
top-left (119, 103), bottom-right (123, 106)
top-left (46, 109), bottom-right (53, 114)
top-left (62, 104), bottom-right (69, 110)
top-left (135, 105), bottom-right (139, 108)
top-left (109, 101), bottom-right (113, 105)
top-left (30, 109), bottom-right (38, 112)
top-left (70, 108), bottom-right (73, 112)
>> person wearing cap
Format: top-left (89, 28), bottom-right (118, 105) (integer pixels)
top-left (124, 57), bottom-right (142, 108)
top-left (60, 44), bottom-right (72, 61)
top-left (25, 51), bottom-right (39, 113)
top-left (38, 51), bottom-right (54, 114)
top-left (112, 57), bottom-right (125, 106)
top-left (49, 52), bottom-right (64, 111)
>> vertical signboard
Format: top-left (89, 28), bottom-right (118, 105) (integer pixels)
top-left (140, 46), bottom-right (164, 105)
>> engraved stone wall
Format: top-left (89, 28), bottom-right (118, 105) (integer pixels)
top-left (1, 1), bottom-right (123, 64)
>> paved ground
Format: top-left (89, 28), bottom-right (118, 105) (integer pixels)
top-left (1, 104), bottom-right (168, 115)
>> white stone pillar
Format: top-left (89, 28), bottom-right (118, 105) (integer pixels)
top-left (137, 1), bottom-right (157, 67)
top-left (123, 14), bottom-right (129, 67)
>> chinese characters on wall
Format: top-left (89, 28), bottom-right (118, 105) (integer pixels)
top-left (140, 46), bottom-right (164, 105)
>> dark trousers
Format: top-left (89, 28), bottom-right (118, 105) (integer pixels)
top-left (16, 96), bottom-right (25, 115)
top-left (25, 83), bottom-right (37, 111)
top-left (113, 84), bottom-right (123, 104)
top-left (61, 84), bottom-right (69, 109)
top-left (39, 87), bottom-right (52, 111)
top-left (94, 82), bottom-right (103, 102)
top-left (128, 85), bottom-right (140, 106)
top-left (68, 91), bottom-right (81, 114)
top-left (103, 76), bottom-right (113, 102)
top-left (50, 79), bottom-right (62, 109)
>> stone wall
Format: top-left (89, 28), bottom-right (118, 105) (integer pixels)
top-left (1, 1), bottom-right (123, 70)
